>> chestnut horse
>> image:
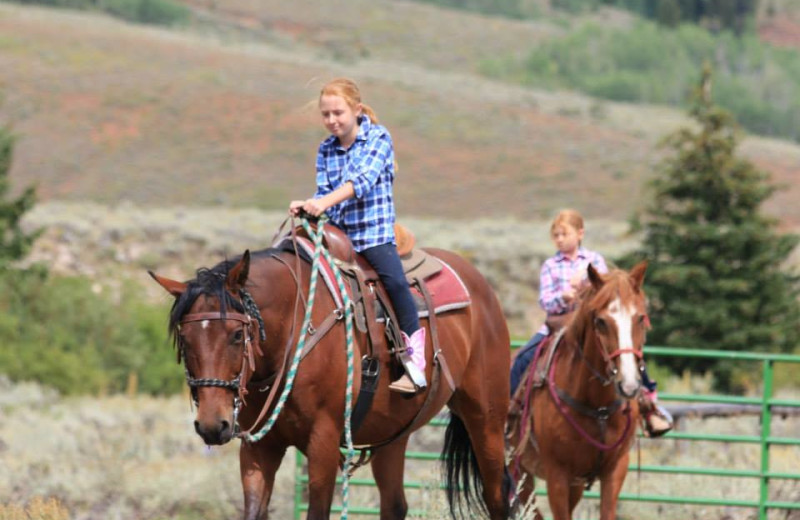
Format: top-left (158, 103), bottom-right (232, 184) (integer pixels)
top-left (507, 262), bottom-right (649, 520)
top-left (149, 231), bottom-right (511, 519)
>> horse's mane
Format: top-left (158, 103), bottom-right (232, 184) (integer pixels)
top-left (570, 267), bottom-right (644, 338)
top-left (167, 247), bottom-right (281, 347)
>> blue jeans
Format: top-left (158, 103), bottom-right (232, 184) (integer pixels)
top-left (360, 243), bottom-right (419, 336)
top-left (510, 332), bottom-right (546, 395)
top-left (510, 332), bottom-right (658, 395)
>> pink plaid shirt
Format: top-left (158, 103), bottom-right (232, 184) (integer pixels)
top-left (537, 247), bottom-right (608, 335)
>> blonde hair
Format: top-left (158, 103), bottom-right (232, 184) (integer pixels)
top-left (319, 78), bottom-right (379, 124)
top-left (550, 209), bottom-right (585, 236)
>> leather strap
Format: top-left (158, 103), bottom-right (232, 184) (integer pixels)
top-left (416, 278), bottom-right (454, 391)
top-left (181, 312), bottom-right (251, 324)
top-left (300, 307), bottom-right (345, 358)
top-left (350, 351), bottom-right (448, 451)
top-left (353, 268), bottom-right (383, 359)
top-left (349, 356), bottom-right (381, 435)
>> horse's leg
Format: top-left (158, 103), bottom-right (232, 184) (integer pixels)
top-left (303, 419), bottom-right (343, 520)
top-left (544, 470), bottom-right (572, 520)
top-left (598, 452), bottom-right (630, 520)
top-left (369, 436), bottom-right (411, 520)
top-left (567, 484), bottom-right (584, 518)
top-left (240, 442), bottom-right (287, 520)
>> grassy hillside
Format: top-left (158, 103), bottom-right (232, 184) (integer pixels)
top-left (1, 1), bottom-right (800, 226)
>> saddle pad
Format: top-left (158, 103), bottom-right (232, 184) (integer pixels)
top-left (409, 259), bottom-right (471, 317)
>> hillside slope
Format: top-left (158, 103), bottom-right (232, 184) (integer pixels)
top-left (1, 1), bottom-right (799, 225)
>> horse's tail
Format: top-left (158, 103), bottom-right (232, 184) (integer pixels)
top-left (443, 412), bottom-right (510, 519)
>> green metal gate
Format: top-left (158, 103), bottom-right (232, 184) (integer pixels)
top-left (293, 344), bottom-right (800, 519)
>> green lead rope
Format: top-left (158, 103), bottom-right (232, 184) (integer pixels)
top-left (240, 215), bottom-right (356, 519)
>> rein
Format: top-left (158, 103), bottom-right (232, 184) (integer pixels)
top-left (547, 348), bottom-right (634, 452)
top-left (237, 215), bottom-right (359, 520)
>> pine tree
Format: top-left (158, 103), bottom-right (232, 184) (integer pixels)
top-left (0, 125), bottom-right (39, 266)
top-left (618, 65), bottom-right (800, 392)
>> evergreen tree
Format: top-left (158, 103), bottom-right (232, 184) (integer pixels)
top-left (657, 0), bottom-right (682, 27)
top-left (618, 65), bottom-right (800, 392)
top-left (0, 125), bottom-right (39, 266)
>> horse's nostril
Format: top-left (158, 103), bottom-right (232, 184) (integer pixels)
top-left (194, 420), bottom-right (201, 434)
top-left (220, 420), bottom-right (230, 434)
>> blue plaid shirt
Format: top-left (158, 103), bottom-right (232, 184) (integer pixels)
top-left (314, 116), bottom-right (396, 252)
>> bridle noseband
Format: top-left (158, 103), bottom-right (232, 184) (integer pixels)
top-left (180, 311), bottom-right (254, 392)
top-left (178, 303), bottom-right (263, 432)
top-left (583, 313), bottom-right (646, 387)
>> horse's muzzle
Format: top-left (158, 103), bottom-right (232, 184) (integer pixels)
top-left (195, 418), bottom-right (236, 445)
top-left (616, 379), bottom-right (641, 400)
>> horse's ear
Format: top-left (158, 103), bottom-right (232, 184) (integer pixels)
top-left (148, 271), bottom-right (187, 298)
top-left (587, 263), bottom-right (604, 290)
top-left (630, 260), bottom-right (648, 290)
top-left (226, 250), bottom-right (251, 292)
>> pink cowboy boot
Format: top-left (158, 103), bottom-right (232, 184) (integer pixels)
top-left (389, 328), bottom-right (427, 393)
top-left (640, 388), bottom-right (674, 438)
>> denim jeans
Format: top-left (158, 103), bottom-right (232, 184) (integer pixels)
top-left (360, 243), bottom-right (419, 336)
top-left (510, 332), bottom-right (546, 395)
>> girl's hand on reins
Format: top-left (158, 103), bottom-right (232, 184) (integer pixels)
top-left (289, 200), bottom-right (305, 216)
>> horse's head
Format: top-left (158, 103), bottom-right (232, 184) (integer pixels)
top-left (578, 260), bottom-right (649, 399)
top-left (149, 251), bottom-right (261, 445)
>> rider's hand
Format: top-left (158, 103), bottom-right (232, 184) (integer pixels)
top-left (289, 200), bottom-right (305, 216)
top-left (569, 271), bottom-right (584, 289)
top-left (302, 198), bottom-right (328, 217)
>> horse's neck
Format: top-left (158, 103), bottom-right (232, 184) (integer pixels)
top-left (247, 255), bottom-right (308, 373)
top-left (561, 327), bottom-right (616, 404)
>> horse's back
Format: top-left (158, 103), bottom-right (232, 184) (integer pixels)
top-left (424, 247), bottom-right (511, 405)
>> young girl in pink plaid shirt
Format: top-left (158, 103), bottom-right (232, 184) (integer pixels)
top-left (510, 209), bottom-right (672, 437)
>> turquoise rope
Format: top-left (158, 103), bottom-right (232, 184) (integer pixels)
top-left (240, 216), bottom-right (356, 519)
top-left (302, 218), bottom-right (356, 519)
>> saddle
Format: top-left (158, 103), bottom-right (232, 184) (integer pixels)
top-left (308, 222), bottom-right (440, 284)
top-left (507, 328), bottom-right (565, 457)
top-left (277, 221), bottom-right (470, 368)
top-left (279, 221), bottom-right (469, 437)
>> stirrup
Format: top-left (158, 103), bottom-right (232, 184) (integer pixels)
top-left (388, 374), bottom-right (417, 394)
top-left (644, 406), bottom-right (673, 438)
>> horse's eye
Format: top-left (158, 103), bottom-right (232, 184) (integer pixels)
top-left (594, 317), bottom-right (607, 331)
top-left (232, 329), bottom-right (244, 344)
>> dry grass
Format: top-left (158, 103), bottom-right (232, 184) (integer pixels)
top-left (0, 377), bottom-right (292, 519)
top-left (2, 376), bottom-right (798, 520)
top-left (0, 497), bottom-right (70, 520)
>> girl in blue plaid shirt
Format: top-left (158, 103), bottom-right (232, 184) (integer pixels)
top-left (290, 78), bottom-right (425, 394)
top-left (509, 209), bottom-right (672, 437)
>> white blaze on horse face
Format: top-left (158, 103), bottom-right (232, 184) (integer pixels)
top-left (608, 297), bottom-right (640, 396)
top-left (202, 320), bottom-right (210, 329)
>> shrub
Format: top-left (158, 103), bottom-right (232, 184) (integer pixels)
top-left (492, 20), bottom-right (800, 142)
top-left (5, 0), bottom-right (190, 26)
top-left (0, 268), bottom-right (182, 396)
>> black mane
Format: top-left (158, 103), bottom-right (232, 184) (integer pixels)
top-left (167, 247), bottom-right (280, 347)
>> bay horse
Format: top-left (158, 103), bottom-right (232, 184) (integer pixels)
top-left (507, 261), bottom-right (649, 520)
top-left (149, 222), bottom-right (511, 520)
